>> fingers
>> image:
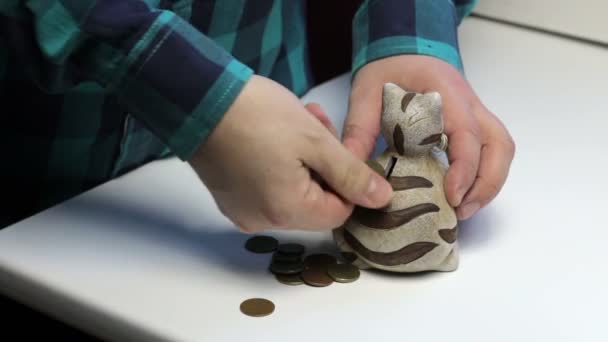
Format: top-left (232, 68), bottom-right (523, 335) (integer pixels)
top-left (444, 128), bottom-right (482, 208)
top-left (302, 132), bottom-right (392, 209)
top-left (305, 102), bottom-right (338, 138)
top-left (232, 170), bottom-right (355, 231)
top-left (457, 111), bottom-right (515, 219)
top-left (297, 178), bottom-right (355, 229)
top-left (342, 86), bottom-right (382, 160)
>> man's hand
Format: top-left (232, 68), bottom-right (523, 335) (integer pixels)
top-left (344, 55), bottom-right (515, 220)
top-left (188, 75), bottom-right (393, 232)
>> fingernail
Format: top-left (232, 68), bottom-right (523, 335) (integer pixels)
top-left (365, 173), bottom-right (392, 207)
top-left (458, 202), bottom-right (480, 220)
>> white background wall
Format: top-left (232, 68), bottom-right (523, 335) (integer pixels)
top-left (473, 0), bottom-right (608, 44)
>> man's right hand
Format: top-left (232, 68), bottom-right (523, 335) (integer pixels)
top-left (188, 75), bottom-right (393, 232)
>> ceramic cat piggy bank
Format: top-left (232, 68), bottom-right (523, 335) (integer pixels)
top-left (333, 83), bottom-right (459, 272)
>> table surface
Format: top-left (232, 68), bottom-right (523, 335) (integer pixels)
top-left (1, 17), bottom-right (608, 342)
top-left (473, 0), bottom-right (608, 44)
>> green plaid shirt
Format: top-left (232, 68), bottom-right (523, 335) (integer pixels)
top-left (0, 0), bottom-right (477, 227)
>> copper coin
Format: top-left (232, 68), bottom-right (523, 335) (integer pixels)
top-left (301, 268), bottom-right (333, 287)
top-left (327, 263), bottom-right (360, 283)
top-left (366, 160), bottom-right (386, 176)
top-left (277, 243), bottom-right (305, 256)
top-left (269, 261), bottom-right (305, 275)
top-left (245, 236), bottom-right (278, 254)
top-left (275, 273), bottom-right (304, 286)
top-left (240, 298), bottom-right (275, 317)
top-left (304, 253), bottom-right (337, 269)
top-left (340, 252), bottom-right (358, 264)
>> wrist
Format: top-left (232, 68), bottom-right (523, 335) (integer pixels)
top-left (354, 54), bottom-right (467, 94)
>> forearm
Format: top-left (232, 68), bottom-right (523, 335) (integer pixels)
top-left (6, 0), bottom-right (253, 160)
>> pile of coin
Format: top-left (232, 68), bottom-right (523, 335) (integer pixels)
top-left (240, 235), bottom-right (361, 317)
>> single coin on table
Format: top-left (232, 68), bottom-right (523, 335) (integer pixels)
top-left (327, 263), bottom-right (360, 283)
top-left (240, 298), bottom-right (275, 317)
top-left (277, 243), bottom-right (306, 256)
top-left (304, 253), bottom-right (337, 269)
top-left (244, 236), bottom-right (278, 254)
top-left (301, 268), bottom-right (333, 287)
top-left (275, 273), bottom-right (304, 286)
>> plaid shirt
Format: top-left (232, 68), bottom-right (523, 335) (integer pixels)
top-left (0, 0), bottom-right (477, 227)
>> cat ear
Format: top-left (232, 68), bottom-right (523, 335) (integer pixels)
top-left (382, 83), bottom-right (406, 112)
top-left (383, 82), bottom-right (401, 94)
top-left (425, 91), bottom-right (442, 104)
top-left (424, 91), bottom-right (444, 127)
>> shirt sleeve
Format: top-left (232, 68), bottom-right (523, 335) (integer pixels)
top-left (21, 0), bottom-right (253, 160)
top-left (351, 0), bottom-right (479, 76)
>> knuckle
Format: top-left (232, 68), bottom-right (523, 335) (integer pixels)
top-left (307, 201), bottom-right (350, 230)
top-left (237, 224), bottom-right (255, 233)
top-left (217, 204), bottom-right (228, 217)
top-left (342, 123), bottom-right (363, 138)
top-left (464, 127), bottom-right (482, 144)
top-left (232, 218), bottom-right (257, 233)
top-left (447, 129), bottom-right (481, 153)
top-left (464, 160), bottom-right (479, 177)
top-left (304, 129), bottom-right (330, 148)
top-left (328, 212), bottom-right (350, 229)
top-left (471, 99), bottom-right (491, 116)
top-left (477, 176), bottom-right (502, 200)
top-left (503, 135), bottom-right (516, 158)
top-left (337, 161), bottom-right (369, 194)
top-left (261, 201), bottom-right (292, 227)
top-left (343, 124), bottom-right (375, 147)
top-left (301, 182), bottom-right (320, 208)
top-left (314, 212), bottom-right (349, 232)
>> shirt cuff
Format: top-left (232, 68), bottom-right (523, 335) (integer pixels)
top-left (352, 0), bottom-right (465, 77)
top-left (455, 0), bottom-right (479, 22)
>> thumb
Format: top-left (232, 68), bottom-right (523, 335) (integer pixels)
top-left (303, 133), bottom-right (392, 208)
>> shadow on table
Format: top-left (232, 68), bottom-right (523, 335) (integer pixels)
top-left (458, 205), bottom-right (503, 251)
top-left (60, 192), bottom-right (503, 281)
top-left (62, 194), bottom-right (268, 277)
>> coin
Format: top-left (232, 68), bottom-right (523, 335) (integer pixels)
top-left (301, 268), bottom-right (333, 287)
top-left (277, 243), bottom-right (305, 256)
top-left (340, 252), bottom-right (358, 264)
top-left (304, 253), bottom-right (337, 269)
top-left (327, 263), bottom-right (360, 283)
top-left (272, 252), bottom-right (302, 264)
top-left (275, 273), bottom-right (304, 286)
top-left (244, 236), bottom-right (278, 254)
top-left (269, 260), bottom-right (305, 275)
top-left (240, 298), bottom-right (275, 317)
top-left (366, 160), bottom-right (386, 176)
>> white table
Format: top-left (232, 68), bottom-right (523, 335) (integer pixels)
top-left (473, 0), bottom-right (608, 44)
top-left (1, 17), bottom-right (608, 342)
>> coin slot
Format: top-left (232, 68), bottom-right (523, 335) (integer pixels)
top-left (385, 157), bottom-right (398, 179)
